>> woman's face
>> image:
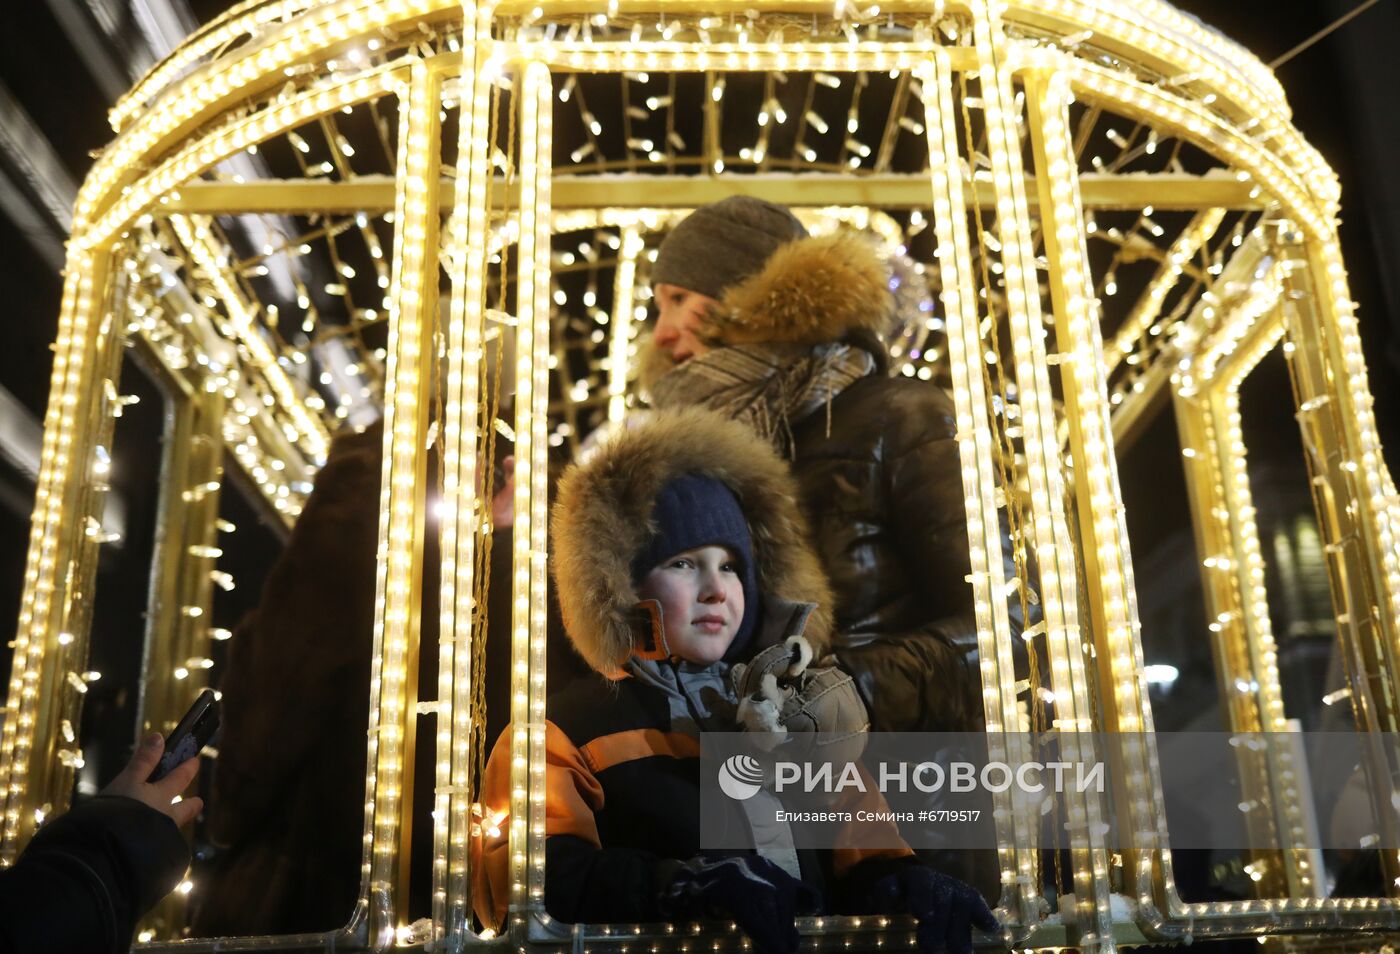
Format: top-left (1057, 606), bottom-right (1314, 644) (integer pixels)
top-left (652, 283), bottom-right (721, 363)
top-left (636, 544), bottom-right (745, 665)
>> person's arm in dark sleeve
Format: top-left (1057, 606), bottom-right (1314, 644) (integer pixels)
top-left (0, 731), bottom-right (198, 954)
top-left (0, 797), bottom-right (189, 954)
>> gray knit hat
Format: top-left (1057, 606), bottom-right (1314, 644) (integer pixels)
top-left (651, 196), bottom-right (808, 300)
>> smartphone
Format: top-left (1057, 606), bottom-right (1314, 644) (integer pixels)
top-left (147, 688), bottom-right (220, 783)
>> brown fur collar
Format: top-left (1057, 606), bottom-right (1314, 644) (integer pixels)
top-left (709, 230), bottom-right (893, 347)
top-left (551, 408), bottom-right (834, 676)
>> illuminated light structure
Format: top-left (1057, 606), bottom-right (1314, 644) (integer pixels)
top-left (1, 0), bottom-right (1398, 950)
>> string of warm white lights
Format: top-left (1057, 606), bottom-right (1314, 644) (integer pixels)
top-left (8, 0), bottom-right (1400, 949)
top-left (920, 49), bottom-right (1040, 928)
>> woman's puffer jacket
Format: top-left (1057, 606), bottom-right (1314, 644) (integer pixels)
top-left (649, 231), bottom-right (1024, 733)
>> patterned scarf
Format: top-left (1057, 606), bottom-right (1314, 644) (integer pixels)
top-left (649, 341), bottom-right (877, 455)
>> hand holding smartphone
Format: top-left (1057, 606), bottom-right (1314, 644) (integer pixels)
top-left (147, 688), bottom-right (220, 783)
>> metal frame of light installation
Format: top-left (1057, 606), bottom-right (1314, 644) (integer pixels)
top-left (3, 0), bottom-right (1398, 951)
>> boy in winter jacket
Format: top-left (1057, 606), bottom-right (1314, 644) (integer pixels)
top-left (472, 408), bottom-right (997, 954)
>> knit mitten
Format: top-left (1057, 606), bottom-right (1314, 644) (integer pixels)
top-left (732, 636), bottom-right (869, 760)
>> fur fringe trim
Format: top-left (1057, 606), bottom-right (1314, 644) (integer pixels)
top-left (708, 231), bottom-right (893, 347)
top-left (784, 635), bottom-right (814, 677)
top-left (738, 701), bottom-right (786, 749)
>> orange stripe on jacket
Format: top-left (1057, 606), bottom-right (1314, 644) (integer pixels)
top-left (470, 722), bottom-right (700, 930)
top-left (472, 721), bottom-right (604, 932)
top-left (580, 728), bottom-right (699, 774)
top-left (831, 763), bottom-right (914, 875)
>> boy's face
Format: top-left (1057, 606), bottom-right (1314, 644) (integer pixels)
top-left (636, 544), bottom-right (745, 665)
top-left (652, 283), bottom-right (719, 363)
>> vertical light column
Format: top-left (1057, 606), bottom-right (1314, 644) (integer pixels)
top-left (920, 51), bottom-right (1037, 930)
top-left (365, 58), bottom-right (441, 942)
top-left (509, 58), bottom-right (553, 932)
top-left (1280, 238), bottom-right (1400, 896)
top-left (607, 225), bottom-right (643, 424)
top-left (0, 247), bottom-right (110, 861)
top-left (1216, 355), bottom-right (1317, 899)
top-left (1025, 64), bottom-right (1169, 937)
top-left (36, 275), bottom-right (127, 835)
top-left (1305, 233), bottom-right (1400, 671)
top-left (437, 3), bottom-right (493, 937)
top-left (971, 7), bottom-right (1115, 946)
top-left (136, 388), bottom-right (225, 745)
top-left (1171, 385), bottom-right (1290, 901)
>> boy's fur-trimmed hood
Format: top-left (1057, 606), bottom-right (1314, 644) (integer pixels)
top-left (551, 408), bottom-right (834, 676)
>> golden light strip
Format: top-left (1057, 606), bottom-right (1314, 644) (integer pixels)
top-left (363, 60), bottom-right (440, 935)
top-left (1013, 0), bottom-right (1332, 207)
top-left (1307, 233), bottom-right (1400, 646)
top-left (509, 59), bottom-right (554, 931)
top-left (1170, 283), bottom-right (1298, 914)
top-left (973, 7), bottom-right (1114, 943)
top-left (1192, 288), bottom-right (1298, 891)
top-left (519, 40), bottom-right (969, 74)
top-left (1202, 283), bottom-right (1307, 879)
top-left (1174, 311), bottom-right (1297, 904)
top-left (1194, 262), bottom-right (1284, 384)
top-left (81, 65), bottom-right (400, 253)
top-left (110, 0), bottom-right (318, 132)
top-left (432, 64), bottom-right (478, 954)
top-left (920, 49), bottom-right (1038, 931)
top-left (76, 0), bottom-right (454, 230)
top-left (168, 215), bottom-right (333, 463)
top-left (1028, 64), bottom-right (1166, 946)
top-left (1174, 337), bottom-right (1301, 906)
top-left (0, 250), bottom-right (105, 860)
top-left (607, 225), bottom-right (642, 424)
top-left (551, 208), bottom-right (683, 234)
top-left (1026, 55), bottom-right (1156, 776)
top-left (1106, 208), bottom-right (1226, 378)
top-left (439, 2), bottom-right (497, 939)
top-left (1218, 329), bottom-right (1311, 874)
top-left (1096, 0), bottom-right (1284, 105)
top-left (1062, 57), bottom-right (1324, 241)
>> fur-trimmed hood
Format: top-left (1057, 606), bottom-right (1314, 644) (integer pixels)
top-left (709, 230), bottom-right (892, 347)
top-left (640, 230), bottom-right (894, 389)
top-left (551, 408), bottom-right (834, 676)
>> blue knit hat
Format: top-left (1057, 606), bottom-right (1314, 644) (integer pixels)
top-left (631, 473), bottom-right (760, 660)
